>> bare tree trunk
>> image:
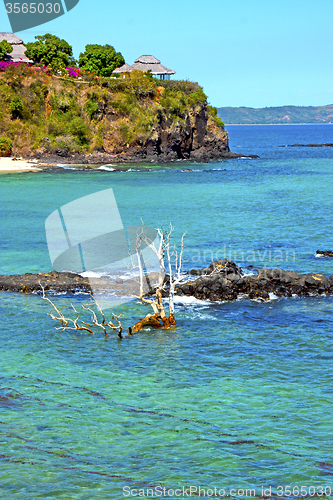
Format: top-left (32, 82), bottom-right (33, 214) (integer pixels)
top-left (130, 313), bottom-right (163, 334)
top-left (132, 225), bottom-right (186, 333)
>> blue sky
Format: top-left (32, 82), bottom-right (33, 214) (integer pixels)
top-left (1, 0), bottom-right (332, 107)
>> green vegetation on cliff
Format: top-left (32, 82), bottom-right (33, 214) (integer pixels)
top-left (0, 65), bottom-right (224, 158)
top-left (218, 105), bottom-right (333, 124)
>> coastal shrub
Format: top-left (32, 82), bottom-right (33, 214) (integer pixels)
top-left (125, 70), bottom-right (156, 98)
top-left (112, 93), bottom-right (135, 115)
top-left (47, 119), bottom-right (66, 137)
top-left (54, 135), bottom-right (80, 152)
top-left (159, 79), bottom-right (200, 95)
top-left (87, 87), bottom-right (108, 102)
top-left (118, 120), bottom-right (134, 144)
top-left (211, 115), bottom-right (224, 128)
top-left (159, 89), bottom-right (187, 118)
top-left (67, 117), bottom-right (89, 145)
top-left (41, 84), bottom-right (48, 98)
top-left (9, 96), bottom-right (24, 119)
top-left (85, 100), bottom-right (99, 119)
top-left (49, 90), bottom-right (78, 115)
top-left (93, 123), bottom-right (105, 150)
top-left (208, 105), bottom-right (217, 116)
top-left (131, 107), bottom-right (156, 142)
top-left (0, 136), bottom-right (12, 155)
top-left (208, 106), bottom-right (224, 128)
top-left (102, 78), bottom-right (128, 93)
top-left (187, 87), bottom-right (207, 106)
top-left (29, 80), bottom-right (49, 103)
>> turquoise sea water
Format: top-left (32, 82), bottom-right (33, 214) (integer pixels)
top-left (1, 125), bottom-right (333, 499)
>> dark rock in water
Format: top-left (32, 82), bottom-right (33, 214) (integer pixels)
top-left (1, 259), bottom-right (333, 303)
top-left (177, 259), bottom-right (333, 302)
top-left (316, 250), bottom-right (333, 257)
top-left (0, 271), bottom-right (92, 294)
top-left (189, 258), bottom-right (243, 278)
top-left (0, 270), bottom-right (168, 297)
top-left (286, 143), bottom-right (333, 148)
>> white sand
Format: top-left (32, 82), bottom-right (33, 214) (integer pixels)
top-left (0, 157), bottom-right (42, 173)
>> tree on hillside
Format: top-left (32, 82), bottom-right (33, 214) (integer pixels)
top-left (0, 40), bottom-right (13, 61)
top-left (78, 44), bottom-right (125, 77)
top-left (25, 34), bottom-right (74, 71)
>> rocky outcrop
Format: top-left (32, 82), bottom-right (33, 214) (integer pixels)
top-left (0, 271), bottom-right (92, 294)
top-left (316, 250), bottom-right (333, 257)
top-left (2, 259), bottom-right (332, 303)
top-left (176, 259), bottom-right (333, 302)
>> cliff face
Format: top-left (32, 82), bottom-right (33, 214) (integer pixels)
top-left (0, 67), bottom-right (237, 162)
top-left (112, 105), bottom-right (231, 162)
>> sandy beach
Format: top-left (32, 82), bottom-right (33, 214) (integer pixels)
top-left (0, 157), bottom-right (42, 173)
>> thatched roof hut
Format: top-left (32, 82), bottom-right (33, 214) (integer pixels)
top-left (113, 63), bottom-right (133, 74)
top-left (0, 32), bottom-right (32, 63)
top-left (131, 55), bottom-right (176, 80)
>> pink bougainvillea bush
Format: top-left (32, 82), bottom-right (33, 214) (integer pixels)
top-left (66, 66), bottom-right (80, 78)
top-left (0, 61), bottom-right (50, 74)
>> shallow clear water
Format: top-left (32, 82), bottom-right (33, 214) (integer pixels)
top-left (1, 125), bottom-right (333, 499)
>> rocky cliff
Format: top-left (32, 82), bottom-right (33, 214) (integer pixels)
top-left (101, 104), bottom-right (233, 163)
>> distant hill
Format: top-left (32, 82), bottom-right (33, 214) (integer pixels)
top-left (217, 105), bottom-right (333, 124)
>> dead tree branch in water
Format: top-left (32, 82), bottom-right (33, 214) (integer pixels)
top-left (41, 284), bottom-right (122, 337)
top-left (130, 224), bottom-right (186, 333)
top-left (41, 225), bottom-right (186, 339)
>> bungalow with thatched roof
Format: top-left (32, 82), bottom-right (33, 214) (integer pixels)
top-left (0, 32), bottom-right (32, 63)
top-left (131, 55), bottom-right (176, 80)
top-left (113, 55), bottom-right (176, 80)
top-left (112, 62), bottom-right (134, 78)
top-left (112, 62), bottom-right (133, 75)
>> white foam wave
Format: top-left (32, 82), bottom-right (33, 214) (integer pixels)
top-left (98, 166), bottom-right (116, 171)
top-left (173, 295), bottom-right (213, 306)
top-left (80, 270), bottom-right (107, 278)
top-left (236, 293), bottom-right (249, 301)
top-left (241, 269), bottom-right (257, 276)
